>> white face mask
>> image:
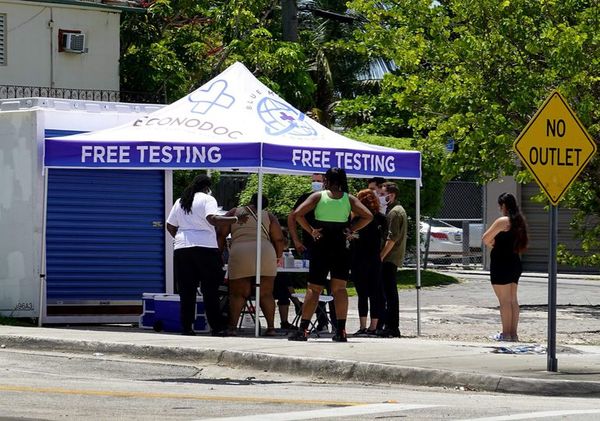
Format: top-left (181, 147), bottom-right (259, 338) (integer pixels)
top-left (311, 181), bottom-right (323, 192)
top-left (206, 188), bottom-right (212, 196)
top-left (379, 194), bottom-right (389, 212)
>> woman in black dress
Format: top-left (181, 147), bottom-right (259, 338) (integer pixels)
top-left (482, 192), bottom-right (528, 342)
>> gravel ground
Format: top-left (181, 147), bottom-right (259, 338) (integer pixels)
top-left (339, 271), bottom-right (600, 346)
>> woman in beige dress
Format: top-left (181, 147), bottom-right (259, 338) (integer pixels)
top-left (219, 193), bottom-right (285, 336)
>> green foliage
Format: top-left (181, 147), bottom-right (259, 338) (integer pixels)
top-left (340, 0), bottom-right (598, 183)
top-left (121, 1), bottom-right (316, 106)
top-left (0, 316), bottom-right (36, 327)
top-left (296, 269), bottom-right (460, 295)
top-left (172, 170), bottom-right (220, 201)
top-left (338, 0), bottom-right (599, 267)
top-left (238, 174), bottom-right (312, 220)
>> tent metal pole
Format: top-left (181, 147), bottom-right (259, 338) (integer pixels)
top-left (254, 168), bottom-right (264, 337)
top-left (415, 179), bottom-right (421, 336)
top-left (38, 169), bottom-right (49, 327)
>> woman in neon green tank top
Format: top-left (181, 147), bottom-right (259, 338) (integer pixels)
top-left (289, 167), bottom-right (373, 342)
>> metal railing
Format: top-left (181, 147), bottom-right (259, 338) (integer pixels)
top-left (0, 84), bottom-right (167, 104)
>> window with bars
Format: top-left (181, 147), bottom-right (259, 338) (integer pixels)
top-left (0, 14), bottom-right (5, 66)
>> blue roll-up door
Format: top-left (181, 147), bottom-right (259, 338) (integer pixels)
top-left (46, 168), bottom-right (166, 303)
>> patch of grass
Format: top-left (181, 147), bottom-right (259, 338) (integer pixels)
top-left (396, 269), bottom-right (460, 290)
top-left (0, 316), bottom-right (36, 327)
top-left (295, 269), bottom-right (459, 297)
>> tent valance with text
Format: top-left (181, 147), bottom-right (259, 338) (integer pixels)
top-left (44, 62), bottom-right (421, 179)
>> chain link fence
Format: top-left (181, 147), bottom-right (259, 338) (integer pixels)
top-left (405, 181), bottom-right (485, 269)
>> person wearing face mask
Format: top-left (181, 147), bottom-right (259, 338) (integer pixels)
top-left (166, 174), bottom-right (247, 336)
top-left (376, 181), bottom-right (407, 338)
top-left (287, 173), bottom-right (336, 333)
top-left (367, 177), bottom-right (387, 214)
top-left (289, 168), bottom-right (373, 342)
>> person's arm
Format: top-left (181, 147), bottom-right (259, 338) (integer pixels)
top-left (217, 209), bottom-right (237, 252)
top-left (206, 196), bottom-right (248, 227)
top-left (166, 223), bottom-right (178, 238)
top-left (380, 209), bottom-right (402, 261)
top-left (482, 217), bottom-right (509, 247)
top-left (347, 195), bottom-right (373, 234)
top-left (291, 192), bottom-right (322, 241)
top-left (165, 202), bottom-right (179, 238)
top-left (268, 213), bottom-right (286, 258)
top-left (287, 210), bottom-right (305, 254)
top-left (207, 213), bottom-right (248, 227)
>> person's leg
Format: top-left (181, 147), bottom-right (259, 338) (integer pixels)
top-left (368, 260), bottom-right (383, 331)
top-left (228, 277), bottom-right (252, 331)
top-left (273, 275), bottom-right (292, 327)
top-left (330, 277), bottom-right (348, 330)
top-left (509, 282), bottom-right (520, 339)
top-left (198, 248), bottom-right (228, 334)
top-left (353, 271), bottom-right (368, 330)
top-left (259, 275), bottom-right (276, 331)
top-left (380, 262), bottom-right (399, 336)
top-left (278, 304), bottom-right (290, 325)
top-left (174, 248), bottom-right (198, 334)
top-left (288, 282), bottom-right (324, 340)
top-left (492, 283), bottom-right (513, 337)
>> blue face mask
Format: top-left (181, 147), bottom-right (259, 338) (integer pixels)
top-left (311, 181), bottom-right (323, 192)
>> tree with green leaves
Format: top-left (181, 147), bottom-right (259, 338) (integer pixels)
top-left (120, 0), bottom-right (315, 107)
top-left (335, 0), bottom-right (599, 266)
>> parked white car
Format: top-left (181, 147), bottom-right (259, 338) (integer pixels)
top-left (420, 219), bottom-right (483, 262)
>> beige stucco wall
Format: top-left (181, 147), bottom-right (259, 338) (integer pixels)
top-left (0, 0), bottom-right (120, 91)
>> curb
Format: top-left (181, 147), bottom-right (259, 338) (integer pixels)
top-left (2, 335), bottom-right (600, 397)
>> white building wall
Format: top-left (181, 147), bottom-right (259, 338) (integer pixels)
top-left (0, 0), bottom-right (120, 91)
top-left (0, 111), bottom-right (40, 317)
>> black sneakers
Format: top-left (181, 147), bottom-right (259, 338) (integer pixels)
top-left (332, 329), bottom-right (348, 342)
top-left (353, 328), bottom-right (368, 337)
top-left (288, 329), bottom-right (308, 341)
top-left (376, 328), bottom-right (401, 338)
top-left (280, 321), bottom-right (296, 330)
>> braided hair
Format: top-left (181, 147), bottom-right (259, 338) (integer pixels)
top-left (180, 175), bottom-right (211, 214)
top-left (325, 167), bottom-right (349, 193)
top-left (498, 192), bottom-right (528, 253)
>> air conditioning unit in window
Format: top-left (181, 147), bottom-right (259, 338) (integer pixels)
top-left (62, 33), bottom-right (86, 53)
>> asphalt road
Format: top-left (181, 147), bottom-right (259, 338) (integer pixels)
top-left (1, 349), bottom-right (600, 420)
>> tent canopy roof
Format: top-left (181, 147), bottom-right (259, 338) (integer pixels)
top-left (45, 62), bottom-right (421, 179)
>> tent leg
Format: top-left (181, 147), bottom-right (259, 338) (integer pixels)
top-left (38, 169), bottom-right (49, 327)
top-left (254, 169), bottom-right (263, 338)
top-left (416, 179), bottom-right (421, 336)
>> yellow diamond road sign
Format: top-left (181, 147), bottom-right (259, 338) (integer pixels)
top-left (514, 90), bottom-right (597, 205)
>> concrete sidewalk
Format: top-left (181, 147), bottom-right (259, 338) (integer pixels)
top-left (0, 325), bottom-right (599, 397)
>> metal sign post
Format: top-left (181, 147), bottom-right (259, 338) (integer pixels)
top-left (547, 205), bottom-right (558, 371)
top-left (513, 90), bottom-right (596, 373)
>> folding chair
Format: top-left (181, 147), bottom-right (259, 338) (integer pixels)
top-left (291, 293), bottom-right (334, 337)
top-left (238, 296), bottom-right (262, 330)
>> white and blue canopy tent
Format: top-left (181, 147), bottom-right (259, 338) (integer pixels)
top-left (44, 62), bottom-right (423, 336)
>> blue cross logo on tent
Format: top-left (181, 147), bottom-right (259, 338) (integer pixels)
top-left (188, 80), bottom-right (235, 114)
top-left (257, 97), bottom-right (317, 137)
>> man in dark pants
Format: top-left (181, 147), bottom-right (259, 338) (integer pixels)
top-left (377, 181), bottom-right (407, 338)
top-left (287, 173), bottom-right (336, 332)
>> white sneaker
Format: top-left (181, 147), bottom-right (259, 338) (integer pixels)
top-left (491, 333), bottom-right (511, 341)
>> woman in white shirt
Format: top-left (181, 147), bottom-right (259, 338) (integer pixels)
top-left (166, 174), bottom-right (246, 336)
